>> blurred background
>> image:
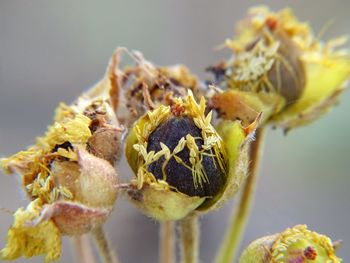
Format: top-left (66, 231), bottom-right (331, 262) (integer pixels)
top-left (0, 0), bottom-right (349, 262)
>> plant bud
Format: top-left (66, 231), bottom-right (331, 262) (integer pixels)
top-left (125, 91), bottom-right (259, 220)
top-left (239, 225), bottom-right (342, 263)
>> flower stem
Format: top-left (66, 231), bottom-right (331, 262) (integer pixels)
top-left (92, 226), bottom-right (120, 263)
top-left (179, 213), bottom-right (200, 263)
top-left (214, 128), bottom-right (266, 263)
top-left (159, 221), bottom-right (176, 263)
top-left (72, 235), bottom-right (97, 263)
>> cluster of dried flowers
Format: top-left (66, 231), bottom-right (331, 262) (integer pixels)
top-left (1, 6), bottom-right (349, 263)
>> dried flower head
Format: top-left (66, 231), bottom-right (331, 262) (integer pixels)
top-left (209, 6), bottom-right (350, 132)
top-left (0, 53), bottom-right (123, 262)
top-left (239, 224), bottom-right (342, 263)
top-left (113, 49), bottom-right (202, 127)
top-left (125, 91), bottom-right (259, 220)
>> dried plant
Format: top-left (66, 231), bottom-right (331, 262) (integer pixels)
top-left (1, 5), bottom-right (349, 263)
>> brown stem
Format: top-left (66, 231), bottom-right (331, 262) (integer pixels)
top-left (214, 128), bottom-right (266, 263)
top-left (72, 235), bottom-right (97, 263)
top-left (179, 213), bottom-right (200, 263)
top-left (92, 226), bottom-right (120, 263)
top-left (159, 221), bottom-right (176, 263)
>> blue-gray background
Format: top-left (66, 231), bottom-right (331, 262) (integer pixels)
top-left (0, 1), bottom-right (349, 262)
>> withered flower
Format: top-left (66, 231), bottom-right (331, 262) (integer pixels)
top-left (239, 225), bottom-right (342, 263)
top-left (114, 49), bottom-right (202, 127)
top-left (125, 90), bottom-right (259, 220)
top-left (209, 6), bottom-right (350, 132)
top-left (0, 54), bottom-right (122, 262)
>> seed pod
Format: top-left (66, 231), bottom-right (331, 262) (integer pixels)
top-left (209, 6), bottom-right (350, 131)
top-left (147, 116), bottom-right (226, 197)
top-left (125, 91), bottom-right (259, 220)
top-left (239, 224), bottom-right (342, 263)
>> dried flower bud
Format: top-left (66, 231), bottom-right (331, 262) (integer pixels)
top-left (125, 91), bottom-right (259, 220)
top-left (209, 6), bottom-right (350, 131)
top-left (239, 224), bottom-right (342, 263)
top-left (110, 48), bottom-right (203, 127)
top-left (0, 53), bottom-right (122, 262)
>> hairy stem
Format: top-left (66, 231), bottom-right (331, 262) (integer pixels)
top-left (72, 235), bottom-right (97, 263)
top-left (92, 226), bottom-right (120, 263)
top-left (179, 213), bottom-right (200, 263)
top-left (159, 221), bottom-right (176, 263)
top-left (214, 128), bottom-right (266, 263)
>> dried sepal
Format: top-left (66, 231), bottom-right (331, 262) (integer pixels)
top-left (210, 88), bottom-right (284, 126)
top-left (34, 201), bottom-right (111, 236)
top-left (239, 224), bottom-right (342, 263)
top-left (126, 181), bottom-right (205, 221)
top-left (271, 56), bottom-right (350, 131)
top-left (198, 114), bottom-right (260, 212)
top-left (52, 148), bottom-right (118, 210)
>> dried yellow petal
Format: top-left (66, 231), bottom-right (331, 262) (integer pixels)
top-left (36, 114), bottom-right (92, 149)
top-left (1, 200), bottom-right (61, 262)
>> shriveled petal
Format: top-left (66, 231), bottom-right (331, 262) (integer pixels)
top-left (36, 114), bottom-right (92, 149)
top-left (0, 200), bottom-right (61, 262)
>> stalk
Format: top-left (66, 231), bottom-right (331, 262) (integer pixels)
top-left (72, 235), bottom-right (96, 263)
top-left (179, 213), bottom-right (200, 263)
top-left (92, 226), bottom-right (120, 263)
top-left (159, 221), bottom-right (176, 263)
top-left (214, 128), bottom-right (266, 263)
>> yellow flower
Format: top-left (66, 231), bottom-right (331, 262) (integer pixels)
top-left (209, 6), bottom-right (350, 132)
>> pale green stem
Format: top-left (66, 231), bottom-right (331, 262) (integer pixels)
top-left (92, 226), bottom-right (120, 263)
top-left (159, 221), bottom-right (176, 263)
top-left (179, 213), bottom-right (200, 263)
top-left (72, 235), bottom-right (97, 263)
top-left (214, 128), bottom-right (266, 263)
